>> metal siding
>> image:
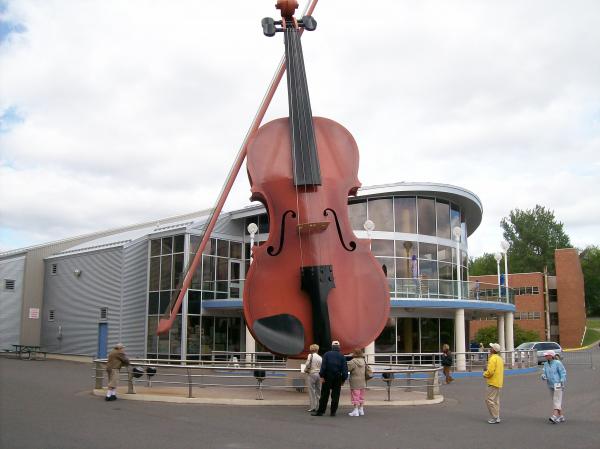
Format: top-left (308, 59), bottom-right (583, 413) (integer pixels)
top-left (0, 257), bottom-right (25, 348)
top-left (121, 241), bottom-right (148, 357)
top-left (41, 249), bottom-right (122, 355)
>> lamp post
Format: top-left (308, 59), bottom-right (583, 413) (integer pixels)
top-left (363, 219), bottom-right (376, 362)
top-left (494, 252), bottom-right (502, 300)
top-left (245, 223), bottom-right (258, 364)
top-left (453, 226), bottom-right (462, 299)
top-left (500, 240), bottom-right (510, 303)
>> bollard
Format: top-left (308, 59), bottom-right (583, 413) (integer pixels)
top-left (127, 369), bottom-right (136, 394)
top-left (187, 368), bottom-right (193, 398)
top-left (427, 371), bottom-right (435, 400)
top-left (382, 371), bottom-right (394, 401)
top-left (95, 362), bottom-right (103, 390)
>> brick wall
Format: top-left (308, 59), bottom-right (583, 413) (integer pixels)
top-left (555, 248), bottom-right (586, 348)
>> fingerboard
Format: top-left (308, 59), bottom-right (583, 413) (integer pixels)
top-left (284, 24), bottom-right (321, 187)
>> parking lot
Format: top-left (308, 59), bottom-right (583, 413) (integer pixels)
top-left (1, 350), bottom-right (598, 449)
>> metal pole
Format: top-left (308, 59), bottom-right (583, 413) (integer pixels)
top-left (504, 253), bottom-right (509, 303)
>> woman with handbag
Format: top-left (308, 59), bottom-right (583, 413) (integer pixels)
top-left (347, 348), bottom-right (370, 417)
top-left (304, 344), bottom-right (322, 412)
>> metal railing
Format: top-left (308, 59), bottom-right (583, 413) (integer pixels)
top-left (373, 350), bottom-right (537, 370)
top-left (392, 279), bottom-right (515, 303)
top-left (93, 355), bottom-right (443, 401)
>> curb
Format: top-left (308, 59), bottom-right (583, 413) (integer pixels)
top-left (92, 389), bottom-right (444, 406)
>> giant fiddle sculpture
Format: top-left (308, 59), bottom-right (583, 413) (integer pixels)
top-left (243, 0), bottom-right (390, 357)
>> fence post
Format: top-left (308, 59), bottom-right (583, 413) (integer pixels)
top-left (95, 361), bottom-right (103, 390)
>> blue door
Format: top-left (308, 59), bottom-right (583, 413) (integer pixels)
top-left (97, 323), bottom-right (108, 358)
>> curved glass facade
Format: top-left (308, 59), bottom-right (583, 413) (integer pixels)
top-left (349, 195), bottom-right (468, 300)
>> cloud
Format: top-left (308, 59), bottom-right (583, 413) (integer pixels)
top-left (1, 0), bottom-right (599, 255)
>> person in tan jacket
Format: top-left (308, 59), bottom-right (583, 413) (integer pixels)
top-left (347, 348), bottom-right (368, 417)
top-left (105, 343), bottom-right (130, 401)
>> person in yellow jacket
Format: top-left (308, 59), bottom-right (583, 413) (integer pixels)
top-left (483, 342), bottom-right (504, 424)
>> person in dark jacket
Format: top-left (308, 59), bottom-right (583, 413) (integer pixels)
top-left (105, 343), bottom-right (130, 401)
top-left (441, 343), bottom-right (454, 384)
top-left (312, 340), bottom-right (348, 417)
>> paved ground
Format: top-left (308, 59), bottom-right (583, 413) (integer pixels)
top-left (1, 351), bottom-right (598, 449)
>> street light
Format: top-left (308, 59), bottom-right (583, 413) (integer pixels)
top-left (364, 219), bottom-right (375, 250)
top-left (494, 252), bottom-right (502, 300)
top-left (247, 223), bottom-right (258, 262)
top-left (500, 240), bottom-right (510, 303)
top-left (453, 226), bottom-right (462, 299)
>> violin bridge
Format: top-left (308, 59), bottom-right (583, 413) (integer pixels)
top-left (296, 221), bottom-right (329, 234)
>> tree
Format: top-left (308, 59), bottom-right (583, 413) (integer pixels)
top-left (501, 205), bottom-right (571, 274)
top-left (580, 245), bottom-right (600, 316)
top-left (469, 253), bottom-right (499, 276)
top-left (475, 324), bottom-right (542, 348)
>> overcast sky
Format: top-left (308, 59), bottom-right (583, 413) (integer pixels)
top-left (1, 0), bottom-right (599, 257)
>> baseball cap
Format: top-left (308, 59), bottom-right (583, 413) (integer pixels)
top-left (331, 340), bottom-right (340, 346)
top-left (543, 350), bottom-right (555, 357)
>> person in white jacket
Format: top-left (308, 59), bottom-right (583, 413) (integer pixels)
top-left (304, 344), bottom-right (322, 412)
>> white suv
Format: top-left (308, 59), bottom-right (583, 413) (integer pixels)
top-left (515, 341), bottom-right (562, 364)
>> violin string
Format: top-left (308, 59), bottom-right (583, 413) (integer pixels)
top-left (285, 24), bottom-right (305, 270)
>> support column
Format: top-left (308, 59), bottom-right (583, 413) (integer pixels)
top-left (454, 309), bottom-right (466, 371)
top-left (497, 314), bottom-right (505, 350)
top-left (365, 341), bottom-right (376, 364)
top-left (505, 312), bottom-right (514, 367)
top-left (245, 325), bottom-right (255, 366)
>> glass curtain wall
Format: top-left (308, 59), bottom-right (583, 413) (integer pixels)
top-left (348, 195), bottom-right (469, 299)
top-left (375, 317), bottom-right (455, 354)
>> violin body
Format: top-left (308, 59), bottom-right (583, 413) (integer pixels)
top-left (243, 117), bottom-right (390, 357)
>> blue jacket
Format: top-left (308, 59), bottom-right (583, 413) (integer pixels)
top-left (542, 359), bottom-right (567, 389)
top-left (319, 348), bottom-right (348, 382)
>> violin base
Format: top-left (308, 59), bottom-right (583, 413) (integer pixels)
top-left (253, 313), bottom-right (305, 356)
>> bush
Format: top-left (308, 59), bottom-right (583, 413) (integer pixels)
top-left (475, 324), bottom-right (541, 348)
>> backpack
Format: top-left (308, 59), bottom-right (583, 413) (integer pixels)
top-left (364, 363), bottom-right (374, 381)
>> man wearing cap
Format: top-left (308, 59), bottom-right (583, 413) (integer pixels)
top-left (541, 350), bottom-right (567, 423)
top-left (105, 343), bottom-right (130, 401)
top-left (483, 343), bottom-right (504, 424)
top-left (312, 341), bottom-right (348, 417)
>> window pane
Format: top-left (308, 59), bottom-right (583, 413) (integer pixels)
top-left (417, 198), bottom-right (436, 236)
top-left (188, 290), bottom-right (201, 315)
top-left (148, 292), bottom-right (159, 315)
top-left (439, 262), bottom-right (453, 280)
top-left (396, 240), bottom-right (416, 258)
top-left (450, 204), bottom-right (461, 234)
top-left (173, 254), bottom-right (184, 289)
top-left (217, 240), bottom-right (229, 257)
top-left (150, 239), bottom-right (161, 257)
top-left (187, 315), bottom-right (201, 355)
top-left (227, 318), bottom-right (241, 352)
top-left (160, 255), bottom-right (172, 290)
top-left (258, 214), bottom-right (270, 234)
top-left (367, 198), bottom-right (394, 232)
top-left (174, 235), bottom-right (184, 253)
top-left (396, 258), bottom-right (412, 279)
top-left (202, 255), bottom-right (215, 290)
top-left (394, 197), bottom-right (416, 233)
top-left (159, 291), bottom-right (172, 314)
top-left (436, 200), bottom-right (451, 239)
top-left (216, 258), bottom-right (228, 281)
top-left (375, 318), bottom-right (396, 353)
top-left (348, 201), bottom-right (367, 231)
top-left (419, 260), bottom-right (438, 278)
top-left (438, 245), bottom-right (453, 262)
top-left (214, 318), bottom-right (228, 351)
top-left (201, 316), bottom-right (214, 356)
top-left (149, 257), bottom-right (160, 291)
top-left (230, 242), bottom-right (242, 260)
top-left (419, 243), bottom-right (437, 260)
top-left (190, 235), bottom-right (201, 254)
top-left (147, 316), bottom-right (158, 353)
top-left (371, 239), bottom-right (394, 257)
top-left (162, 237), bottom-right (173, 254)
top-left (420, 318), bottom-right (439, 352)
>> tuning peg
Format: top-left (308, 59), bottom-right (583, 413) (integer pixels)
top-left (261, 17), bottom-right (277, 37)
top-left (301, 15), bottom-right (317, 31)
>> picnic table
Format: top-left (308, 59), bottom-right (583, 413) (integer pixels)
top-left (11, 344), bottom-right (47, 360)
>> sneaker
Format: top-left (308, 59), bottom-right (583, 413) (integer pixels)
top-left (311, 412), bottom-right (323, 416)
top-left (105, 396), bottom-right (111, 401)
top-left (487, 418), bottom-right (500, 424)
top-left (549, 415), bottom-right (558, 424)
top-left (348, 409), bottom-right (359, 417)
top-left (358, 407), bottom-right (364, 416)
top-left (558, 416), bottom-right (565, 423)
top-left (110, 395), bottom-right (117, 401)
top-left (307, 408), bottom-right (315, 412)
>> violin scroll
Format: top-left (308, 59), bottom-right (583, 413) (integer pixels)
top-left (261, 0), bottom-right (317, 37)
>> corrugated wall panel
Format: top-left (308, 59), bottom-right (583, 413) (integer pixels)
top-left (121, 240), bottom-right (148, 357)
top-left (0, 257), bottom-right (25, 349)
top-left (41, 249), bottom-right (122, 355)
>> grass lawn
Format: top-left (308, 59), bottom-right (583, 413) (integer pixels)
top-left (587, 317), bottom-right (600, 329)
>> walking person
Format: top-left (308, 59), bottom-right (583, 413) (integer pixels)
top-left (441, 344), bottom-right (454, 384)
top-left (303, 344), bottom-right (322, 412)
top-left (312, 340), bottom-right (348, 417)
top-left (483, 343), bottom-right (504, 423)
top-left (347, 348), bottom-right (368, 416)
top-left (105, 343), bottom-right (130, 401)
top-left (541, 350), bottom-right (567, 423)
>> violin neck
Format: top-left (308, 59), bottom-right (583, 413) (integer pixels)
top-left (284, 23), bottom-right (321, 187)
